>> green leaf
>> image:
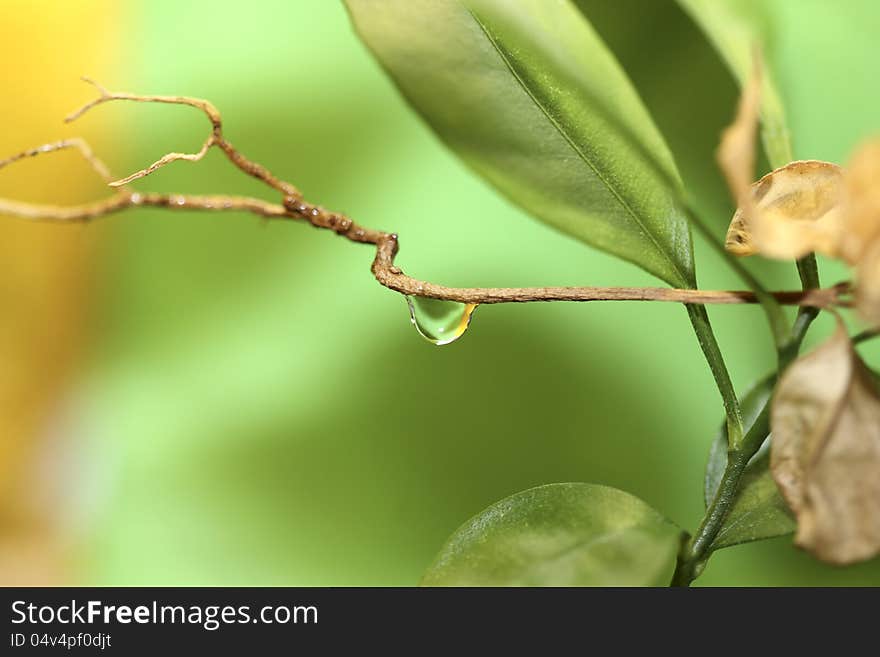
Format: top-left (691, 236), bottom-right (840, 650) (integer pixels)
top-left (573, 0), bottom-right (740, 224)
top-left (676, 0), bottom-right (792, 168)
top-left (345, 0), bottom-right (695, 288)
top-left (711, 452), bottom-right (796, 551)
top-left (347, 0), bottom-right (741, 446)
top-left (704, 375), bottom-right (795, 550)
top-left (421, 483), bottom-right (682, 586)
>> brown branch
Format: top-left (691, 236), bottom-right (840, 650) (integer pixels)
top-left (0, 137), bottom-right (116, 184)
top-left (0, 79), bottom-right (852, 310)
top-left (67, 77), bottom-right (301, 196)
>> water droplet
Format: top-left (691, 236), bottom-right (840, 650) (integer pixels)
top-left (406, 296), bottom-right (477, 346)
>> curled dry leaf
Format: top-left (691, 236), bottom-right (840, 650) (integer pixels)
top-left (720, 118), bottom-right (880, 321)
top-left (857, 239), bottom-right (880, 326)
top-left (842, 141), bottom-right (880, 324)
top-left (770, 323), bottom-right (880, 564)
top-left (840, 139), bottom-right (880, 264)
top-left (714, 44), bottom-right (880, 322)
top-left (714, 55), bottom-right (845, 261)
top-left (716, 54), bottom-right (762, 218)
top-left (724, 160), bottom-right (844, 259)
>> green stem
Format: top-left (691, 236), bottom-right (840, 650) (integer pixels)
top-left (779, 304), bottom-right (818, 370)
top-left (671, 452), bottom-right (749, 586)
top-left (682, 201), bottom-right (787, 450)
top-left (671, 403), bottom-right (770, 587)
top-left (854, 327), bottom-right (880, 345)
top-left (684, 204), bottom-right (791, 351)
top-left (686, 304), bottom-right (743, 447)
top-left (672, 126), bottom-right (821, 587)
top-left (673, 275), bottom-right (815, 586)
top-left (796, 253), bottom-right (820, 291)
top-left (672, 293), bottom-right (816, 586)
top-left (779, 254), bottom-right (821, 369)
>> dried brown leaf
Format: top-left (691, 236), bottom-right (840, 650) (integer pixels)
top-left (724, 160), bottom-right (845, 259)
top-left (716, 56), bottom-right (847, 262)
top-left (717, 55), bottom-right (762, 220)
top-left (841, 139), bottom-right (880, 264)
top-left (770, 323), bottom-right (880, 564)
top-left (841, 140), bottom-right (880, 323)
top-left (856, 238), bottom-right (880, 326)
top-left (722, 138), bottom-right (880, 322)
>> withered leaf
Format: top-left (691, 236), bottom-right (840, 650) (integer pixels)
top-left (725, 160), bottom-right (845, 259)
top-left (857, 238), bottom-right (880, 326)
top-left (716, 58), bottom-right (845, 261)
top-left (717, 56), bottom-right (761, 220)
top-left (770, 323), bottom-right (880, 564)
top-left (842, 139), bottom-right (880, 323)
top-left (840, 139), bottom-right (880, 265)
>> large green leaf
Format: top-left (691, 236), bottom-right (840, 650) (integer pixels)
top-left (676, 0), bottom-right (792, 168)
top-left (572, 0), bottom-right (740, 228)
top-left (421, 483), bottom-right (682, 586)
top-left (704, 376), bottom-right (795, 550)
top-left (345, 0), bottom-right (695, 288)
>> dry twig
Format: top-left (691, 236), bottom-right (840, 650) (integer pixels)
top-left (0, 79), bottom-right (851, 309)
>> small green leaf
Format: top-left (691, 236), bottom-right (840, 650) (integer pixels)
top-left (704, 375), bottom-right (795, 550)
top-left (421, 483), bottom-right (682, 586)
top-left (676, 0), bottom-right (792, 167)
top-left (711, 452), bottom-right (796, 551)
top-left (346, 0), bottom-right (695, 288)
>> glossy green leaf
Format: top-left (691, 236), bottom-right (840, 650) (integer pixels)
top-left (676, 0), bottom-right (792, 167)
top-left (704, 375), bottom-right (795, 550)
top-left (345, 0), bottom-right (695, 288)
top-left (421, 483), bottom-right (682, 586)
top-left (573, 0), bottom-right (740, 227)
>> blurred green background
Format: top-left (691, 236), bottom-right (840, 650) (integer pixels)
top-left (1, 0), bottom-right (878, 586)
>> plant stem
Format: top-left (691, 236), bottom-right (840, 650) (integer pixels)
top-left (671, 403), bottom-right (770, 586)
top-left (779, 304), bottom-right (818, 370)
top-left (681, 200), bottom-right (781, 451)
top-left (670, 451), bottom-right (749, 586)
top-left (672, 280), bottom-right (817, 586)
top-left (686, 304), bottom-right (743, 448)
top-left (684, 205), bottom-right (791, 350)
top-left (779, 254), bottom-right (822, 368)
top-left (854, 327), bottom-right (880, 345)
top-left (672, 114), bottom-right (823, 587)
top-left (796, 253), bottom-right (820, 291)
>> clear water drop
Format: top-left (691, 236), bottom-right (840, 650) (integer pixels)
top-left (406, 296), bottom-right (478, 346)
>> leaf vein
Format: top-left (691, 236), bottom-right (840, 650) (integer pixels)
top-left (464, 4), bottom-right (689, 286)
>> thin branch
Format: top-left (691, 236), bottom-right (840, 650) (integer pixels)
top-left (0, 79), bottom-right (853, 311)
top-left (67, 77), bottom-right (300, 196)
top-left (0, 177), bottom-right (849, 307)
top-left (0, 137), bottom-right (117, 185)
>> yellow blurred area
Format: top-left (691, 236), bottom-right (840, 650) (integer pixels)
top-left (0, 0), bottom-right (876, 588)
top-left (0, 0), bottom-right (121, 584)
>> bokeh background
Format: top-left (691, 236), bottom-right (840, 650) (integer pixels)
top-left (1, 0), bottom-right (878, 586)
